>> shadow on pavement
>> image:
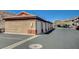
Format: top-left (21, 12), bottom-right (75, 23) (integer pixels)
top-left (44, 28), bottom-right (55, 34)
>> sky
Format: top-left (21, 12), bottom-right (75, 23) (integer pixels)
top-left (5, 10), bottom-right (79, 22)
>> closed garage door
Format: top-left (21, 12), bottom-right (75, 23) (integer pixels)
top-left (42, 22), bottom-right (46, 33)
top-left (5, 20), bottom-right (31, 34)
top-left (36, 20), bottom-right (42, 34)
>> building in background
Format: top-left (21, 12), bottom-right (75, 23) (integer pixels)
top-left (0, 11), bottom-right (16, 32)
top-left (3, 12), bottom-right (53, 35)
top-left (53, 16), bottom-right (79, 28)
top-left (72, 16), bottom-right (79, 26)
top-left (54, 20), bottom-right (73, 26)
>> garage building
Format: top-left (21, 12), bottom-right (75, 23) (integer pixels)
top-left (3, 12), bottom-right (53, 35)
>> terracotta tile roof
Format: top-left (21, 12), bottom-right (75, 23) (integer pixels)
top-left (17, 12), bottom-right (30, 16)
top-left (3, 12), bottom-right (53, 24)
top-left (3, 12), bottom-right (35, 20)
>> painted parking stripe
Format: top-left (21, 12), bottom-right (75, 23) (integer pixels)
top-left (2, 35), bottom-right (40, 49)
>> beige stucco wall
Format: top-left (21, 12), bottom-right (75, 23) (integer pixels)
top-left (5, 18), bottom-right (53, 35)
top-left (5, 19), bottom-right (36, 35)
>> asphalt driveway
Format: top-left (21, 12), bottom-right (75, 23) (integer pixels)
top-left (0, 33), bottom-right (31, 48)
top-left (14, 28), bottom-right (79, 49)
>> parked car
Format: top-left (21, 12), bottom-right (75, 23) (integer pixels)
top-left (76, 26), bottom-right (79, 30)
top-left (57, 25), bottom-right (61, 27)
top-left (61, 24), bottom-right (69, 28)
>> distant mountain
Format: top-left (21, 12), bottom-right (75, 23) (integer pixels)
top-left (0, 10), bottom-right (16, 18)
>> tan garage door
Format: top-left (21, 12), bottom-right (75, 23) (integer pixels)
top-left (5, 20), bottom-right (31, 34)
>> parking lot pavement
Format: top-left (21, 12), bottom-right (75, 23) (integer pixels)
top-left (14, 29), bottom-right (79, 49)
top-left (0, 33), bottom-right (31, 48)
